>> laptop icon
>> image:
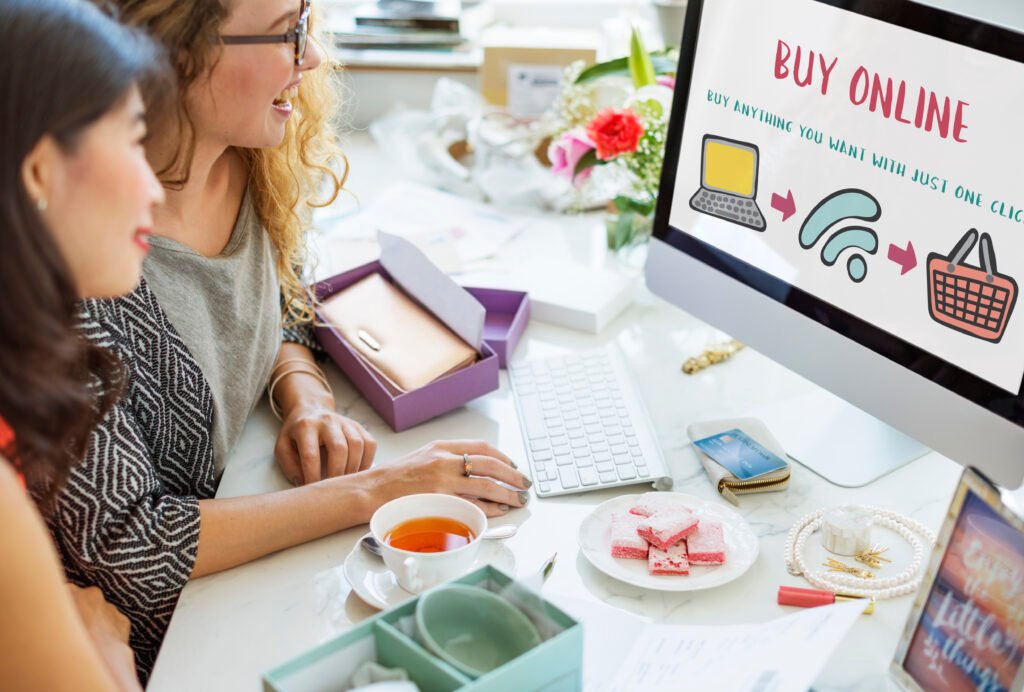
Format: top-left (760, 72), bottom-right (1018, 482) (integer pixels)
top-left (689, 134), bottom-right (766, 231)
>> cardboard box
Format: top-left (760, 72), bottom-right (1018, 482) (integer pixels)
top-left (263, 566), bottom-right (583, 692)
top-left (480, 26), bottom-right (599, 113)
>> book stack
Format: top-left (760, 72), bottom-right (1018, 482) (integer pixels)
top-left (328, 0), bottom-right (494, 50)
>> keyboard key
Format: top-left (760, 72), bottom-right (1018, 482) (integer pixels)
top-left (596, 462), bottom-right (615, 473)
top-left (614, 454), bottom-right (633, 466)
top-left (575, 456), bottom-right (594, 468)
top-left (571, 438), bottom-right (587, 449)
top-left (599, 471), bottom-right (617, 483)
top-left (638, 467), bottom-right (651, 478)
top-left (611, 444), bottom-right (628, 455)
top-left (568, 429), bottom-right (585, 440)
top-left (617, 466), bottom-right (637, 481)
top-left (533, 450), bottom-right (553, 462)
top-left (559, 467), bottom-right (580, 488)
top-left (539, 482), bottom-right (551, 494)
top-left (594, 452), bottom-right (611, 463)
top-left (530, 439), bottom-right (550, 452)
top-left (553, 445), bottom-right (570, 456)
top-left (517, 396), bottom-right (548, 439)
top-left (572, 447), bottom-right (589, 458)
top-left (555, 454), bottom-right (574, 467)
top-left (579, 468), bottom-right (599, 486)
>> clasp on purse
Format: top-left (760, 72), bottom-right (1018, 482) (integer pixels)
top-left (357, 329), bottom-right (382, 351)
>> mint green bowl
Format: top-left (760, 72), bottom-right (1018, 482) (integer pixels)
top-left (415, 584), bottom-right (542, 678)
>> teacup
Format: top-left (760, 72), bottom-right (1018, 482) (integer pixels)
top-left (369, 494), bottom-right (487, 593)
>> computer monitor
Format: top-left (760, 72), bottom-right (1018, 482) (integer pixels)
top-left (646, 0), bottom-right (1024, 489)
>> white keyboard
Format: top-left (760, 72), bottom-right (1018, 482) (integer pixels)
top-left (509, 347), bottom-right (672, 497)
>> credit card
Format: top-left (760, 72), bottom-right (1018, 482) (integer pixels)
top-left (692, 428), bottom-right (788, 480)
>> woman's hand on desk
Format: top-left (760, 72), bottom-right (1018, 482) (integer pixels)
top-left (276, 403), bottom-right (377, 485)
top-left (369, 440), bottom-right (531, 517)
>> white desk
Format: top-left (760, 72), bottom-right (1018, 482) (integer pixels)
top-left (147, 134), bottom-right (1022, 691)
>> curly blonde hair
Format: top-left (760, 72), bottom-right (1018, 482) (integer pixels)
top-left (101, 0), bottom-right (346, 326)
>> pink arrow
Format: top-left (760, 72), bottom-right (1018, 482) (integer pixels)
top-left (887, 241), bottom-right (917, 275)
top-left (771, 190), bottom-right (796, 222)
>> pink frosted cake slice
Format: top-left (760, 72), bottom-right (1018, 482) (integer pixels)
top-left (610, 512), bottom-right (649, 559)
top-left (629, 492), bottom-right (684, 517)
top-left (637, 508), bottom-right (700, 550)
top-left (687, 520), bottom-right (726, 565)
top-left (648, 543), bottom-right (690, 576)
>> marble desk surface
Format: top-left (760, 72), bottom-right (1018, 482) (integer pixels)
top-left (147, 134), bottom-right (1023, 691)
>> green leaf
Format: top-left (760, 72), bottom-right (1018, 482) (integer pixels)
top-left (613, 195), bottom-right (656, 217)
top-left (574, 52), bottom-right (677, 85)
top-left (629, 28), bottom-right (656, 88)
top-left (572, 148), bottom-right (604, 179)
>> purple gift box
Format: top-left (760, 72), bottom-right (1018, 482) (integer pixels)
top-left (314, 262), bottom-right (529, 432)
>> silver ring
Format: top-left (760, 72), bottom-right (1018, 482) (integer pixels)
top-left (462, 453), bottom-right (472, 477)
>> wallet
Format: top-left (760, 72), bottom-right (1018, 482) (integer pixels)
top-left (319, 273), bottom-right (477, 393)
top-left (687, 417), bottom-right (791, 505)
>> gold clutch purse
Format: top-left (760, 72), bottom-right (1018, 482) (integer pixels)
top-left (319, 273), bottom-right (478, 393)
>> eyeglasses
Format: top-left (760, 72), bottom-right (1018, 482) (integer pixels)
top-left (221, 0), bottom-right (311, 66)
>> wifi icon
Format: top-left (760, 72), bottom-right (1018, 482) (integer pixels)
top-left (799, 189), bottom-right (881, 283)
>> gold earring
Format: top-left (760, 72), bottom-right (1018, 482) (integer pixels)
top-left (37, 197), bottom-right (48, 212)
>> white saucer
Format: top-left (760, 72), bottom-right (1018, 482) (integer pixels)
top-left (343, 534), bottom-right (518, 610)
top-left (578, 492), bottom-right (759, 591)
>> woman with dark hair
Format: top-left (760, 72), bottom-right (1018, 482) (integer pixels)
top-left (0, 0), bottom-right (165, 688)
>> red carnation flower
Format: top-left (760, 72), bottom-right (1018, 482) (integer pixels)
top-left (587, 108), bottom-right (644, 161)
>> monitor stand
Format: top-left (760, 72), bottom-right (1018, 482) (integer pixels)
top-left (759, 390), bottom-right (929, 488)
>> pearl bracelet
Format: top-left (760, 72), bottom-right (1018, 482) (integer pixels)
top-left (784, 506), bottom-right (937, 600)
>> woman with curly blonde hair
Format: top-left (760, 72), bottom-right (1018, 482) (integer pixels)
top-left (47, 0), bottom-right (530, 681)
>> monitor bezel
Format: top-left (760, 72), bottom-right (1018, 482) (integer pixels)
top-left (653, 0), bottom-right (1024, 428)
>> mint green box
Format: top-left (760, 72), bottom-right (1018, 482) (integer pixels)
top-left (263, 566), bottom-right (582, 692)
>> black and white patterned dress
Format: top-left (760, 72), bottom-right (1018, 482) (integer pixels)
top-left (43, 277), bottom-right (317, 681)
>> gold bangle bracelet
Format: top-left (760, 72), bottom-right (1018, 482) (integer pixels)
top-left (267, 365), bottom-right (333, 420)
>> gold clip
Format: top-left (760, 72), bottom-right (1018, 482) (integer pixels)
top-left (854, 546), bottom-right (892, 570)
top-left (823, 557), bottom-right (874, 579)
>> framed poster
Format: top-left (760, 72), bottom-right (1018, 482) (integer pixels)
top-left (892, 467), bottom-right (1024, 691)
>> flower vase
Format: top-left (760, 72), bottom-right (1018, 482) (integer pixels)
top-left (604, 206), bottom-right (654, 268)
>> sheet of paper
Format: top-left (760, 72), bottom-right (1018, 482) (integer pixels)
top-left (378, 232), bottom-right (485, 349)
top-left (604, 599), bottom-right (866, 692)
top-left (313, 181), bottom-right (529, 274)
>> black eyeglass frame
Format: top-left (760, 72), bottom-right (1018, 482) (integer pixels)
top-left (220, 0), bottom-right (311, 66)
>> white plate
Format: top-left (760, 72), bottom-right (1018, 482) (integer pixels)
top-left (577, 493), bottom-right (759, 591)
top-left (343, 534), bottom-right (517, 610)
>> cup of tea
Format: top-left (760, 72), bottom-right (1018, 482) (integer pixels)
top-left (369, 494), bottom-right (487, 593)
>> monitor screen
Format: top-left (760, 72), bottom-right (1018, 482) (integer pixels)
top-left (654, 0), bottom-right (1024, 427)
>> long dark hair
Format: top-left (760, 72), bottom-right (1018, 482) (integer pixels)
top-left (0, 0), bottom-right (165, 496)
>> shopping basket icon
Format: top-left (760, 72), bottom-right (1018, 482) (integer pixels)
top-left (927, 229), bottom-right (1017, 343)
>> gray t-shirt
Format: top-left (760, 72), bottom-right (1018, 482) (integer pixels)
top-left (144, 189), bottom-right (280, 473)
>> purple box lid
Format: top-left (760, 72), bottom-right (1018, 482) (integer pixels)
top-left (464, 287), bottom-right (530, 369)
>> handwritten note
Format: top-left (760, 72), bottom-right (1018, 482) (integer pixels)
top-left (603, 599), bottom-right (865, 692)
